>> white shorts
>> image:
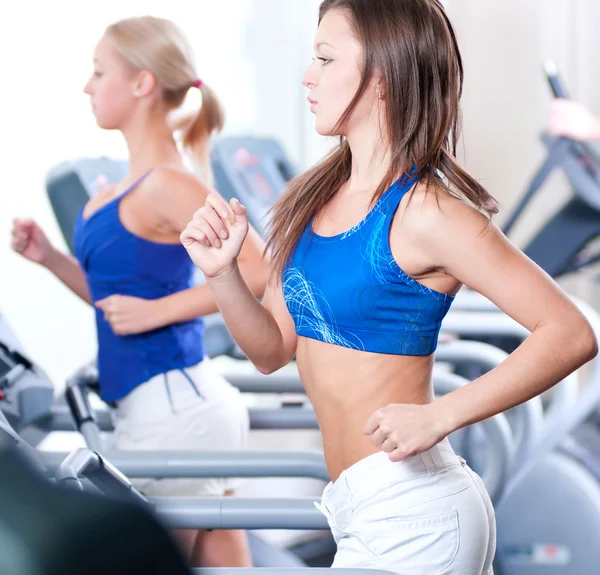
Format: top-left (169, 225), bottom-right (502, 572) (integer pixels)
top-left (315, 438), bottom-right (496, 574)
top-left (112, 359), bottom-right (249, 497)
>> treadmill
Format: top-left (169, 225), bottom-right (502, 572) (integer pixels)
top-left (503, 60), bottom-right (600, 279)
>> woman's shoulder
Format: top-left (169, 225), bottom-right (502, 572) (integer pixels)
top-left (143, 164), bottom-right (212, 207)
top-left (396, 177), bottom-right (495, 243)
top-left (148, 164), bottom-right (208, 194)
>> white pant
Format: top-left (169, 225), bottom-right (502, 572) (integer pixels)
top-left (315, 438), bottom-right (495, 574)
top-left (112, 359), bottom-right (249, 497)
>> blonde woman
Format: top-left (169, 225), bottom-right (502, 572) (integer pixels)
top-left (11, 16), bottom-right (267, 568)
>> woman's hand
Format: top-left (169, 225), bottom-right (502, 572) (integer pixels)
top-left (95, 295), bottom-right (163, 336)
top-left (181, 194), bottom-right (249, 280)
top-left (548, 99), bottom-right (600, 142)
top-left (363, 403), bottom-right (449, 462)
top-left (11, 218), bottom-right (56, 266)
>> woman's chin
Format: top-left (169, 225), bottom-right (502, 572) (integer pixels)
top-left (314, 121), bottom-right (336, 137)
top-left (94, 117), bottom-right (119, 131)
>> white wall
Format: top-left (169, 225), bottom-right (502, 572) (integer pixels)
top-left (2, 0), bottom-right (600, 386)
top-left (246, 0), bottom-right (336, 169)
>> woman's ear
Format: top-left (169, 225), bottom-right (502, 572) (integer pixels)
top-left (134, 70), bottom-right (157, 98)
top-left (376, 77), bottom-right (385, 101)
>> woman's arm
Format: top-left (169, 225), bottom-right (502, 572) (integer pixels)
top-left (365, 187), bottom-right (597, 460)
top-left (151, 223), bottom-right (268, 326)
top-left (181, 193), bottom-right (298, 374)
top-left (11, 218), bottom-right (91, 304)
top-left (152, 168), bottom-right (269, 324)
top-left (421, 199), bottom-right (597, 431)
top-left (206, 270), bottom-right (298, 373)
top-left (548, 99), bottom-right (600, 142)
top-left (98, 167), bottom-right (270, 335)
top-left (44, 249), bottom-right (92, 304)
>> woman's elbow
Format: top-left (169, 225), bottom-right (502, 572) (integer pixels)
top-left (255, 363), bottom-right (277, 375)
top-left (572, 318), bottom-right (599, 366)
top-left (253, 344), bottom-right (293, 375)
top-left (254, 357), bottom-right (288, 375)
top-left (582, 326), bottom-right (598, 363)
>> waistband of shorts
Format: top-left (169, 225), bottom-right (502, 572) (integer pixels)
top-left (322, 438), bottom-right (460, 506)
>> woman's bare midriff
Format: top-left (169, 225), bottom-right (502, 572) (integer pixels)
top-left (296, 337), bottom-right (435, 483)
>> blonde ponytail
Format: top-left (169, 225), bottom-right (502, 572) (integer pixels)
top-left (179, 82), bottom-right (225, 186)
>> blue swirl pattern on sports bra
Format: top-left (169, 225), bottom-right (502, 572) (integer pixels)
top-left (282, 174), bottom-right (454, 356)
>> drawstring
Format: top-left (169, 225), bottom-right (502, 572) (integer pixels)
top-left (163, 368), bottom-right (205, 413)
top-left (179, 368), bottom-right (205, 400)
top-left (163, 373), bottom-right (175, 414)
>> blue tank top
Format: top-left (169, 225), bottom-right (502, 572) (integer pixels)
top-left (73, 173), bottom-right (204, 403)
top-left (282, 173), bottom-right (454, 356)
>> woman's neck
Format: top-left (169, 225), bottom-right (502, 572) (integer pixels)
top-left (344, 123), bottom-right (392, 195)
top-left (121, 112), bottom-right (182, 177)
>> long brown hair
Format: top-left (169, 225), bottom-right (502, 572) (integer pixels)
top-left (265, 0), bottom-right (497, 280)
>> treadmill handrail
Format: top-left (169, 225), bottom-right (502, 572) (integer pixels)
top-left (150, 496), bottom-right (330, 530)
top-left (192, 570), bottom-right (395, 575)
top-left (43, 372), bottom-right (511, 501)
top-left (56, 447), bottom-right (148, 504)
top-left (42, 448), bottom-right (329, 481)
top-left (42, 403), bottom-right (320, 432)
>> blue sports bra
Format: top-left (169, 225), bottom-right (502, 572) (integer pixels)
top-left (282, 173), bottom-right (454, 356)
